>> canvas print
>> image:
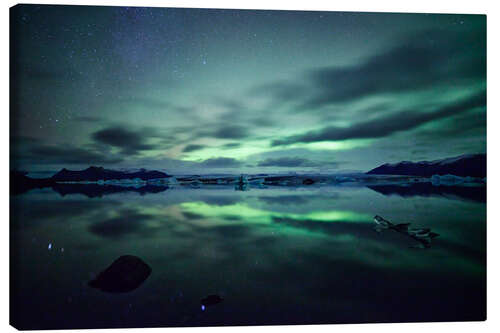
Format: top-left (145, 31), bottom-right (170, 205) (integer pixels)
top-left (10, 4), bottom-right (486, 330)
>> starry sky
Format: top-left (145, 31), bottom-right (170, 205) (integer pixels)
top-left (10, 5), bottom-right (486, 174)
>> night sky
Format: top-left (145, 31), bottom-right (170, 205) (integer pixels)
top-left (10, 5), bottom-right (486, 174)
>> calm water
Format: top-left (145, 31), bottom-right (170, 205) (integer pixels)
top-left (10, 183), bottom-right (486, 329)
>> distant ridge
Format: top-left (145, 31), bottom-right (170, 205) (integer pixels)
top-left (51, 166), bottom-right (171, 182)
top-left (366, 154), bottom-right (486, 178)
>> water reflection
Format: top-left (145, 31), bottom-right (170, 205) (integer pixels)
top-left (53, 183), bottom-right (169, 198)
top-left (10, 185), bottom-right (486, 329)
top-left (368, 183), bottom-right (486, 203)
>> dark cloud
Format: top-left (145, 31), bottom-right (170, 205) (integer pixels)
top-left (88, 208), bottom-right (155, 239)
top-left (249, 81), bottom-right (307, 103)
top-left (29, 145), bottom-right (123, 164)
top-left (213, 125), bottom-right (250, 139)
top-left (182, 144), bottom-right (206, 152)
top-left (73, 116), bottom-right (103, 122)
top-left (129, 97), bottom-right (172, 110)
top-left (205, 225), bottom-right (250, 238)
top-left (273, 91), bottom-right (486, 146)
top-left (213, 97), bottom-right (247, 112)
top-left (304, 31), bottom-right (484, 108)
top-left (11, 136), bottom-right (123, 167)
top-left (222, 142), bottom-right (241, 149)
top-left (251, 116), bottom-right (275, 127)
top-left (198, 157), bottom-right (243, 168)
top-left (213, 97), bottom-right (277, 128)
top-left (258, 156), bottom-right (326, 167)
top-left (415, 109), bottom-right (486, 141)
top-left (182, 212), bottom-right (205, 220)
top-left (251, 27), bottom-right (485, 112)
top-left (92, 126), bottom-right (157, 155)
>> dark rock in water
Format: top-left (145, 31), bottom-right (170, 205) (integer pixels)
top-left (201, 295), bottom-right (223, 306)
top-left (302, 178), bottom-right (315, 185)
top-left (88, 255), bottom-right (152, 293)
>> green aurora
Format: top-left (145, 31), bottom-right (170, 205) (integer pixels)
top-left (10, 5), bottom-right (486, 173)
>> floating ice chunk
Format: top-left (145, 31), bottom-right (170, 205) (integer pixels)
top-left (431, 174), bottom-right (465, 186)
top-left (236, 174), bottom-right (248, 184)
top-left (334, 176), bottom-right (356, 183)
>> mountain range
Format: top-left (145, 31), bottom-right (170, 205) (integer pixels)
top-left (366, 154), bottom-right (486, 178)
top-left (51, 166), bottom-right (170, 182)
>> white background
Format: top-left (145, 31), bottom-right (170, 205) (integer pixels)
top-left (1, 0), bottom-right (498, 332)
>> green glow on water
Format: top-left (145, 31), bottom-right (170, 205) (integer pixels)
top-left (180, 201), bottom-right (372, 225)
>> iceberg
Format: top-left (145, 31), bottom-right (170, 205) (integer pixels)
top-left (430, 174), bottom-right (482, 186)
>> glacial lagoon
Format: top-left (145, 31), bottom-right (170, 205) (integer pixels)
top-left (10, 179), bottom-right (486, 329)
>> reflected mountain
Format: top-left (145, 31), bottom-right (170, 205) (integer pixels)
top-left (367, 183), bottom-right (486, 203)
top-left (52, 183), bottom-right (169, 198)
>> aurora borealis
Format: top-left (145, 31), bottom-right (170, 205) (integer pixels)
top-left (10, 5), bottom-right (486, 174)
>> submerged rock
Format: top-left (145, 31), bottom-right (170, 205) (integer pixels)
top-left (88, 255), bottom-right (152, 293)
top-left (201, 294), bottom-right (224, 307)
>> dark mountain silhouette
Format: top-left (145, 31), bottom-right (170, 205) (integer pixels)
top-left (10, 171), bottom-right (56, 195)
top-left (10, 168), bottom-right (170, 196)
top-left (10, 171), bottom-right (170, 197)
top-left (366, 154), bottom-right (486, 178)
top-left (51, 166), bottom-right (170, 181)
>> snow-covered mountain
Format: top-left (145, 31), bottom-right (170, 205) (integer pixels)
top-left (366, 154), bottom-right (486, 177)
